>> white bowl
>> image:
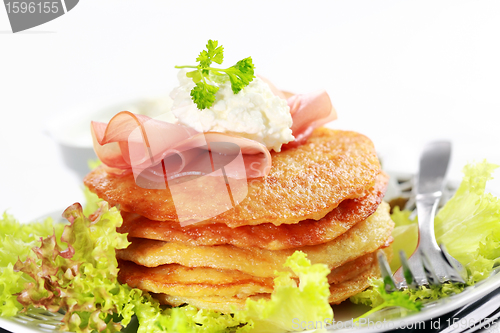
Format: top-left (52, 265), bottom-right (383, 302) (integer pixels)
top-left (46, 96), bottom-right (174, 179)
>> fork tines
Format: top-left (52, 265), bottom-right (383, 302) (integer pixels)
top-left (378, 245), bottom-right (467, 293)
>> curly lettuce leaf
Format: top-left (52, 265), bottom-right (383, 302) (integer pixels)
top-left (353, 282), bottom-right (422, 322)
top-left (0, 204), bottom-right (201, 332)
top-left (394, 160), bottom-right (500, 285)
top-left (0, 213), bottom-right (65, 317)
top-left (243, 251), bottom-right (333, 333)
top-left (2, 203), bottom-right (333, 333)
top-left (82, 185), bottom-right (101, 217)
top-left (156, 251), bottom-right (335, 333)
top-left (350, 279), bottom-right (385, 308)
top-left (154, 251), bottom-right (335, 333)
top-left (155, 305), bottom-right (249, 333)
top-left (352, 160), bottom-right (500, 307)
top-left (0, 263), bottom-right (24, 317)
top-left (466, 228), bottom-right (500, 283)
top-left (83, 159), bottom-right (103, 217)
top-left (435, 161), bottom-right (500, 266)
top-left (13, 202), bottom-right (132, 332)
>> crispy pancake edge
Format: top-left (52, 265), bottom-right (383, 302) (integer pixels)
top-left (117, 202), bottom-right (394, 278)
top-left (119, 172), bottom-right (389, 250)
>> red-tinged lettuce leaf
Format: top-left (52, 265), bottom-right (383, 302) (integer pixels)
top-left (3, 202), bottom-right (235, 333)
top-left (14, 233), bottom-right (67, 312)
top-left (13, 202), bottom-right (131, 332)
top-left (0, 212), bottom-right (65, 317)
top-left (3, 202), bottom-right (338, 333)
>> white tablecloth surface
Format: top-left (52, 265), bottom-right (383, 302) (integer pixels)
top-left (1, 0), bottom-right (500, 222)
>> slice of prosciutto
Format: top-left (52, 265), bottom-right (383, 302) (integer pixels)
top-left (259, 76), bottom-right (337, 149)
top-left (91, 79), bottom-right (335, 188)
top-left (91, 111), bottom-right (272, 188)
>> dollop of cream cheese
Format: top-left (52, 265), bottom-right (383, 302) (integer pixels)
top-left (169, 70), bottom-right (294, 152)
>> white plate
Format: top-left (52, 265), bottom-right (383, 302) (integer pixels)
top-left (1, 173), bottom-right (499, 333)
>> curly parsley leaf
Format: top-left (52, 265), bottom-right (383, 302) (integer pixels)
top-left (190, 82), bottom-right (219, 110)
top-left (176, 39), bottom-right (255, 110)
top-left (196, 39), bottom-right (224, 69)
top-left (225, 57), bottom-right (255, 94)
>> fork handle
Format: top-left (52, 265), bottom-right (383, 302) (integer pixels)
top-left (416, 192), bottom-right (441, 251)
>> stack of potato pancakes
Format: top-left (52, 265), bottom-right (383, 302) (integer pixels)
top-left (84, 127), bottom-right (394, 313)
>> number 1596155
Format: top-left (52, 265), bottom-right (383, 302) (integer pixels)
top-left (5, 2), bottom-right (59, 14)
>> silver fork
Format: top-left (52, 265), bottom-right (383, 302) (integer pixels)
top-left (379, 141), bottom-right (467, 292)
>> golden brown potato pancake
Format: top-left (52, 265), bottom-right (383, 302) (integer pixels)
top-left (118, 251), bottom-right (383, 311)
top-left (328, 256), bottom-right (379, 304)
top-left (153, 293), bottom-right (264, 313)
top-left (149, 250), bottom-right (386, 313)
top-left (117, 260), bottom-right (274, 298)
top-left (118, 172), bottom-right (388, 250)
top-left (85, 128), bottom-right (381, 227)
top-left (117, 202), bottom-right (393, 278)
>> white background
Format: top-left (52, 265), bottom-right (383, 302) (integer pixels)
top-left (1, 0), bottom-right (500, 222)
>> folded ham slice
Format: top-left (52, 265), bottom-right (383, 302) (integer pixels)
top-left (284, 90), bottom-right (337, 148)
top-left (91, 111), bottom-right (272, 184)
top-left (90, 80), bottom-right (336, 184)
top-left (258, 76), bottom-right (337, 149)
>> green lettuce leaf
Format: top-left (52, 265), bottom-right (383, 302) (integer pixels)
top-left (242, 251), bottom-right (333, 333)
top-left (13, 202), bottom-right (132, 332)
top-left (159, 251), bottom-right (334, 333)
top-left (158, 251), bottom-right (335, 333)
top-left (466, 228), bottom-right (500, 283)
top-left (0, 212), bottom-right (65, 317)
top-left (156, 305), bottom-right (249, 333)
top-left (353, 282), bottom-right (422, 322)
top-left (352, 160), bottom-right (500, 307)
top-left (82, 185), bottom-right (102, 217)
top-left (1, 202), bottom-right (334, 332)
top-left (83, 159), bottom-right (103, 217)
top-left (435, 161), bottom-right (500, 268)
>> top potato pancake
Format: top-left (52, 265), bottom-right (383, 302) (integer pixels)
top-left (118, 172), bottom-right (388, 250)
top-left (84, 128), bottom-right (380, 227)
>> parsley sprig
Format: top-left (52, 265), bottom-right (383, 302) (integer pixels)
top-left (175, 40), bottom-right (255, 110)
